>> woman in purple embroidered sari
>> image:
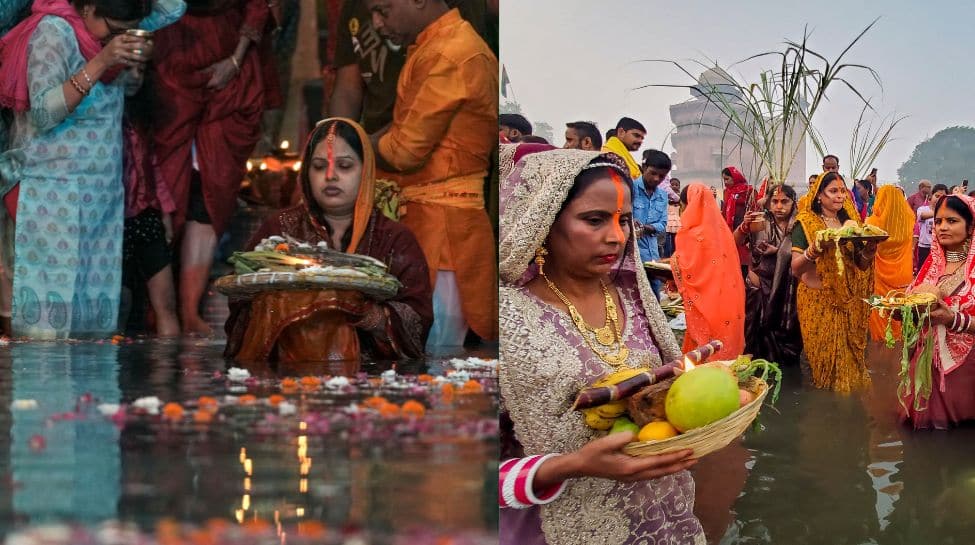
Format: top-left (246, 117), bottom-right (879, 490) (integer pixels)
top-left (498, 147), bottom-right (705, 545)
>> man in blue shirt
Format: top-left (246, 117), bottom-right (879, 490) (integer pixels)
top-left (632, 149), bottom-right (673, 299)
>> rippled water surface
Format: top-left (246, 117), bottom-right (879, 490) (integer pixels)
top-left (0, 339), bottom-right (498, 544)
top-left (694, 343), bottom-right (975, 545)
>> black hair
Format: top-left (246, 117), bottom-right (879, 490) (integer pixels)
top-left (721, 167), bottom-right (735, 178)
top-left (499, 113), bottom-right (532, 135)
top-left (605, 128), bottom-right (615, 142)
top-left (809, 174), bottom-right (818, 180)
top-left (679, 185), bottom-right (689, 206)
top-left (641, 149), bottom-right (671, 171)
top-left (932, 183), bottom-right (949, 194)
top-left (615, 117), bottom-right (646, 133)
top-left (765, 184), bottom-right (797, 213)
top-left (72, 0), bottom-right (151, 20)
top-left (933, 195), bottom-right (974, 232)
top-left (823, 154), bottom-right (840, 165)
top-left (302, 119), bottom-right (365, 251)
top-left (855, 179), bottom-right (872, 195)
top-left (125, 68), bottom-right (157, 131)
top-left (810, 171), bottom-right (851, 222)
top-left (566, 121), bottom-right (602, 149)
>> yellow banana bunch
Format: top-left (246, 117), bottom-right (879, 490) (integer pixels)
top-left (581, 368), bottom-right (645, 430)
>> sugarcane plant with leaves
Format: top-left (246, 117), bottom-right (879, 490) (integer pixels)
top-left (636, 18), bottom-right (900, 189)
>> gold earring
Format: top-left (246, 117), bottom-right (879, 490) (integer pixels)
top-left (535, 246), bottom-right (548, 275)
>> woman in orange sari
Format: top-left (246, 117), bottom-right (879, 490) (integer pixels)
top-left (224, 118), bottom-right (433, 363)
top-left (673, 183), bottom-right (745, 360)
top-left (865, 185), bottom-right (915, 342)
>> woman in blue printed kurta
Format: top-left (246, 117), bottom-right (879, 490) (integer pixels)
top-left (0, 0), bottom-right (186, 339)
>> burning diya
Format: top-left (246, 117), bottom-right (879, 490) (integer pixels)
top-left (240, 140), bottom-right (303, 208)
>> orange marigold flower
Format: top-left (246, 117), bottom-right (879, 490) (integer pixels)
top-left (460, 380), bottom-right (483, 394)
top-left (268, 394), bottom-right (285, 406)
top-left (378, 402), bottom-right (400, 418)
top-left (417, 374), bottom-right (435, 383)
top-left (193, 410), bottom-right (213, 424)
top-left (281, 377), bottom-right (299, 391)
top-left (197, 396), bottom-right (219, 413)
top-left (162, 402), bottom-right (184, 421)
top-left (274, 243), bottom-right (290, 252)
top-left (441, 382), bottom-right (456, 403)
top-left (238, 394), bottom-right (257, 405)
top-left (299, 376), bottom-right (321, 388)
top-left (363, 395), bottom-right (388, 409)
top-left (401, 399), bottom-right (426, 418)
top-left (188, 529), bottom-right (216, 545)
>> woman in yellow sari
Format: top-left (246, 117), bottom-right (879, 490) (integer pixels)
top-left (790, 172), bottom-right (878, 391)
top-left (865, 185), bottom-right (915, 342)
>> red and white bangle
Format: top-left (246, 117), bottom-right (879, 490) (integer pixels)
top-left (499, 454), bottom-right (567, 509)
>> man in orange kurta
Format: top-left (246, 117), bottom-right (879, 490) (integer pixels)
top-left (367, 0), bottom-right (498, 344)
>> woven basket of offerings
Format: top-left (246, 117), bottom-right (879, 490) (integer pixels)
top-left (623, 376), bottom-right (768, 458)
top-left (214, 236), bottom-right (402, 300)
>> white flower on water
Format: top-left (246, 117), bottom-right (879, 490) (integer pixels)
top-left (325, 376), bottom-right (351, 389)
top-left (97, 403), bottom-right (120, 416)
top-left (132, 396), bottom-right (162, 415)
top-left (448, 370), bottom-right (471, 384)
top-left (278, 401), bottom-right (296, 416)
top-left (227, 367), bottom-right (251, 382)
top-left (381, 369), bottom-right (397, 383)
top-left (449, 357), bottom-right (498, 370)
top-left (10, 399), bottom-right (38, 410)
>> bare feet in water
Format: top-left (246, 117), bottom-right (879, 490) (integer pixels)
top-left (181, 314), bottom-right (213, 337)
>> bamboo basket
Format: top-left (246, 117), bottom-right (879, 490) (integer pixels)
top-left (213, 271), bottom-right (401, 301)
top-left (623, 376), bottom-right (768, 458)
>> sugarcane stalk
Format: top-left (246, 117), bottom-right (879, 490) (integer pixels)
top-left (571, 340), bottom-right (725, 410)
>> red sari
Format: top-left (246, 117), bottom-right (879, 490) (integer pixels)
top-left (151, 0), bottom-right (271, 236)
top-left (224, 118), bottom-right (433, 363)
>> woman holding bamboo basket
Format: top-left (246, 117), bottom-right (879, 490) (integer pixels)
top-left (790, 171), bottom-right (879, 391)
top-left (900, 194), bottom-right (975, 429)
top-left (498, 149), bottom-right (705, 544)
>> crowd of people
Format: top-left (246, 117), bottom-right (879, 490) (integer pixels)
top-left (498, 114), bottom-right (975, 544)
top-left (0, 0), bottom-right (500, 356)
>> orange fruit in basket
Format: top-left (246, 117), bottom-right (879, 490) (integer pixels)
top-left (637, 421), bottom-right (680, 441)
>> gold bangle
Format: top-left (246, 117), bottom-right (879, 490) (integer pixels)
top-left (69, 75), bottom-right (88, 96)
top-left (80, 68), bottom-right (94, 89)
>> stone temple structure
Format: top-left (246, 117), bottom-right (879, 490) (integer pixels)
top-left (668, 68), bottom-right (806, 194)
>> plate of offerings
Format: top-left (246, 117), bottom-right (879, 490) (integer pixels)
top-left (214, 236), bottom-right (402, 300)
top-left (644, 260), bottom-right (674, 280)
top-left (815, 222), bottom-right (889, 244)
top-left (572, 342), bottom-right (781, 459)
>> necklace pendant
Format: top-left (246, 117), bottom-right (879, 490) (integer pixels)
top-left (603, 346), bottom-right (630, 366)
top-left (593, 326), bottom-right (615, 346)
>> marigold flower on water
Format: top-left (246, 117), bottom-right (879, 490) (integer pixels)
top-left (243, 519), bottom-right (271, 534)
top-left (299, 376), bottom-right (321, 388)
top-left (238, 394), bottom-right (257, 405)
top-left (193, 410), bottom-right (213, 424)
top-left (378, 402), bottom-right (401, 418)
top-left (417, 374), bottom-right (435, 383)
top-left (197, 396), bottom-right (219, 413)
top-left (460, 380), bottom-right (483, 394)
top-left (162, 402), bottom-right (184, 421)
top-left (441, 382), bottom-right (456, 403)
top-left (401, 399), bottom-right (426, 418)
top-left (363, 395), bottom-right (388, 409)
top-left (281, 377), bottom-right (298, 391)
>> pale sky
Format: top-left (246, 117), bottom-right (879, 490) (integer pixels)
top-left (499, 0), bottom-right (975, 188)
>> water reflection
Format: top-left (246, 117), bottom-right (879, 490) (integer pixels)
top-left (9, 344), bottom-right (121, 523)
top-left (719, 344), bottom-right (975, 544)
top-left (0, 340), bottom-right (498, 543)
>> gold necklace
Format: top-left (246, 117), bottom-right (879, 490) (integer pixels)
top-left (540, 272), bottom-right (630, 368)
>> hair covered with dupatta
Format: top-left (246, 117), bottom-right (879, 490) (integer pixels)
top-left (298, 117), bottom-right (376, 254)
top-left (911, 195), bottom-right (975, 378)
top-left (498, 148), bottom-right (681, 362)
